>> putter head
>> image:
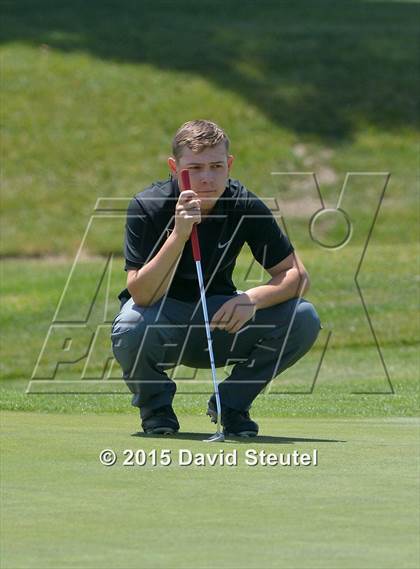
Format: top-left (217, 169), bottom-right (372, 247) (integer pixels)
top-left (204, 431), bottom-right (225, 443)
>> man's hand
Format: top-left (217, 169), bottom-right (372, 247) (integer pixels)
top-left (210, 293), bottom-right (257, 334)
top-left (173, 190), bottom-right (201, 242)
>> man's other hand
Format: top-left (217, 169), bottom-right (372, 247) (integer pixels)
top-left (210, 294), bottom-right (257, 334)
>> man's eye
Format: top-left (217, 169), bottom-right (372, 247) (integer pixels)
top-left (212, 164), bottom-right (223, 169)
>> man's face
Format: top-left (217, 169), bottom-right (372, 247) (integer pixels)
top-left (168, 143), bottom-right (234, 213)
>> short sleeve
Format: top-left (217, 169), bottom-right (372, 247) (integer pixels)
top-left (124, 198), bottom-right (159, 271)
top-left (244, 197), bottom-right (294, 269)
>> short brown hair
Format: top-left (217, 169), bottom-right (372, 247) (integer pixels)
top-left (172, 120), bottom-right (230, 161)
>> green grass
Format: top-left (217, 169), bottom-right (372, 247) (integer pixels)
top-left (1, 412), bottom-right (419, 569)
top-left (1, 1), bottom-right (419, 255)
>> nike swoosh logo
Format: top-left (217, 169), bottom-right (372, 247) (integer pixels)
top-left (218, 239), bottom-right (232, 249)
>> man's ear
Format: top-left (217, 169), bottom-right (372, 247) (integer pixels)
top-left (227, 155), bottom-right (234, 171)
top-left (167, 157), bottom-right (177, 175)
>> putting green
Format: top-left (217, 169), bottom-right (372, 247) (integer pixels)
top-left (1, 412), bottom-right (419, 569)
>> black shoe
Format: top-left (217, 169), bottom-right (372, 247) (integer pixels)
top-left (141, 405), bottom-right (180, 435)
top-left (207, 396), bottom-right (259, 437)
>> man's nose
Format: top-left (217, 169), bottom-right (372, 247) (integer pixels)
top-left (199, 169), bottom-right (213, 183)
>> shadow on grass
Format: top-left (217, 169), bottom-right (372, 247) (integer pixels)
top-left (131, 431), bottom-right (345, 444)
top-left (2, 0), bottom-right (418, 140)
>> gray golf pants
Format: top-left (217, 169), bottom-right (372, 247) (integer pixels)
top-left (111, 293), bottom-right (321, 419)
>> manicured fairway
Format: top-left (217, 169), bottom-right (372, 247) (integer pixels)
top-left (1, 412), bottom-right (418, 569)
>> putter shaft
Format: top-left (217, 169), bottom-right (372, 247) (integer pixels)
top-left (193, 257), bottom-right (223, 435)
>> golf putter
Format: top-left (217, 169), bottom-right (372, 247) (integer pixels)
top-left (180, 169), bottom-right (224, 443)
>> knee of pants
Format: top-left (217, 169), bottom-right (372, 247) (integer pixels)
top-left (111, 303), bottom-right (161, 353)
top-left (292, 301), bottom-right (321, 349)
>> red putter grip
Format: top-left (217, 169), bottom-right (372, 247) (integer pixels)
top-left (180, 169), bottom-right (201, 262)
top-left (190, 225), bottom-right (201, 261)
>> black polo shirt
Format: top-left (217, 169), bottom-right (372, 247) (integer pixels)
top-left (119, 176), bottom-right (294, 303)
